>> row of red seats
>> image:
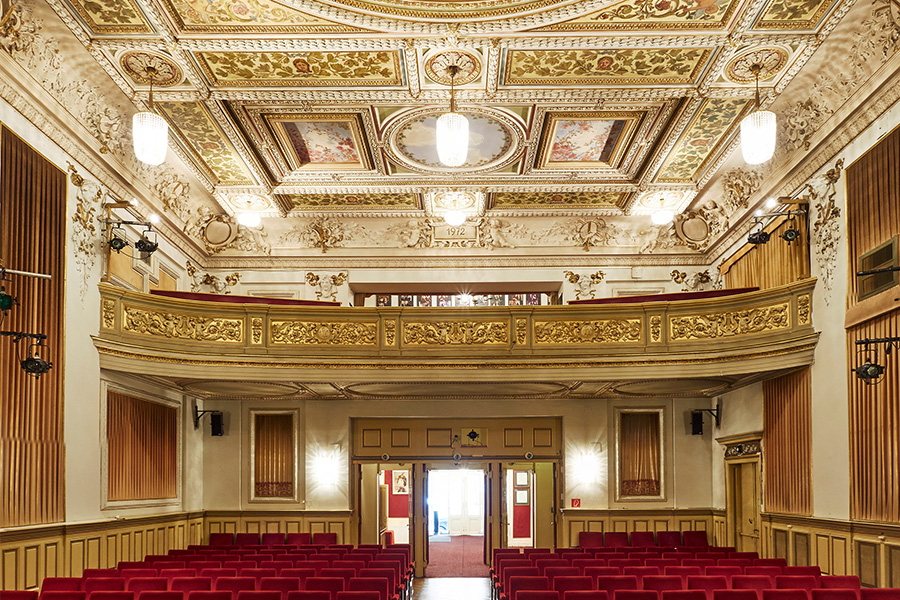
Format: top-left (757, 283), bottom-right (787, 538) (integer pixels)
top-left (493, 591), bottom-right (899, 600)
top-left (495, 548), bottom-right (753, 562)
top-left (206, 534), bottom-right (338, 547)
top-left (3, 588), bottom-right (388, 600)
top-left (579, 532), bottom-right (712, 549)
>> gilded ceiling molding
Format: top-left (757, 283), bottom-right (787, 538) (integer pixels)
top-left (402, 39), bottom-right (421, 98)
top-left (486, 39), bottom-right (501, 96)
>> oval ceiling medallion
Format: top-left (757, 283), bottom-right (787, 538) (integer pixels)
top-left (724, 47), bottom-right (789, 84)
top-left (225, 193), bottom-right (272, 212)
top-left (424, 50), bottom-right (482, 85)
top-left (386, 107), bottom-right (524, 174)
top-left (183, 381), bottom-right (300, 398)
top-left (637, 190), bottom-right (687, 210)
top-left (202, 215), bottom-right (238, 247)
top-left (310, 0), bottom-right (578, 22)
top-left (613, 378), bottom-right (730, 397)
top-left (120, 51), bottom-right (183, 86)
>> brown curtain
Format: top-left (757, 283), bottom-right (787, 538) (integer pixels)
top-left (846, 126), bottom-right (900, 310)
top-left (722, 211), bottom-right (810, 290)
top-left (107, 391), bottom-right (177, 501)
top-left (620, 412), bottom-right (661, 496)
top-left (763, 367), bottom-right (812, 515)
top-left (849, 308), bottom-right (900, 523)
top-left (1, 126), bottom-right (66, 527)
top-left (254, 413), bottom-right (294, 497)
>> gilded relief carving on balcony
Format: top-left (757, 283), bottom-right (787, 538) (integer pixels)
top-left (516, 319), bottom-right (527, 344)
top-left (270, 320), bottom-right (378, 345)
top-left (650, 315), bottom-right (662, 342)
top-left (385, 320), bottom-right (396, 346)
top-left (669, 303), bottom-right (790, 340)
top-left (123, 306), bottom-right (244, 342)
top-left (251, 318), bottom-right (263, 344)
top-left (402, 321), bottom-right (510, 345)
top-left (533, 319), bottom-right (642, 344)
top-left (797, 295), bottom-right (811, 325)
top-left (102, 299), bottom-right (116, 329)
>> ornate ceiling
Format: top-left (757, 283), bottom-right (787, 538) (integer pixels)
top-left (7, 0), bottom-right (890, 263)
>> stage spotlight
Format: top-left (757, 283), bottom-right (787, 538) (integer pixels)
top-left (109, 230), bottom-right (128, 252)
top-left (780, 226), bottom-right (801, 244)
top-left (20, 341), bottom-right (52, 378)
top-left (135, 229), bottom-right (159, 255)
top-left (748, 229), bottom-right (770, 245)
top-left (0, 286), bottom-right (15, 313)
top-left (853, 360), bottom-right (884, 384)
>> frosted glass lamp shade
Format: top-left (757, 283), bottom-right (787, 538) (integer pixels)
top-left (133, 111), bottom-right (169, 165)
top-left (651, 208), bottom-right (674, 225)
top-left (436, 111), bottom-right (469, 167)
top-left (740, 109), bottom-right (776, 165)
top-left (443, 209), bottom-right (466, 226)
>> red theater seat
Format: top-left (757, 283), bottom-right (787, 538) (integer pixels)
top-left (605, 534), bottom-right (630, 548)
top-left (595, 576), bottom-right (639, 597)
top-left (286, 593), bottom-right (331, 600)
top-left (662, 592), bottom-right (706, 600)
top-left (209, 535), bottom-right (235, 547)
top-left (303, 578), bottom-right (344, 600)
top-left (518, 593), bottom-right (562, 600)
top-left (235, 592), bottom-right (281, 600)
top-left (687, 577), bottom-right (728, 600)
top-left (580, 533), bottom-right (606, 548)
top-left (774, 576), bottom-right (817, 592)
top-left (614, 592), bottom-right (657, 600)
top-left (40, 592), bottom-right (86, 600)
top-left (126, 579), bottom-right (168, 593)
top-left (553, 576), bottom-right (593, 595)
top-left (811, 591), bottom-right (858, 600)
top-left (657, 533), bottom-right (683, 548)
top-left (214, 578), bottom-right (256, 596)
top-left (820, 578), bottom-right (859, 594)
top-left (82, 580), bottom-right (126, 593)
top-left (87, 591), bottom-right (133, 600)
top-left (682, 533), bottom-right (709, 549)
top-left (261, 535), bottom-right (286, 547)
top-left (137, 591), bottom-right (183, 600)
top-left (705, 567), bottom-right (742, 583)
top-left (783, 568), bottom-right (821, 579)
top-left (563, 593), bottom-right (608, 600)
top-left (643, 576), bottom-right (684, 594)
top-left (346, 576), bottom-right (394, 600)
top-left (85, 571), bottom-right (120, 579)
top-left (713, 593), bottom-right (758, 600)
top-left (171, 579), bottom-right (212, 593)
top-left (311, 534), bottom-right (337, 548)
top-left (762, 591), bottom-right (810, 600)
top-left (5, 592), bottom-right (38, 600)
top-left (631, 533), bottom-right (656, 548)
top-left (859, 591), bottom-right (900, 600)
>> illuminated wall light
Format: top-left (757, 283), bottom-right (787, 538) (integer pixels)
top-left (311, 446), bottom-right (341, 487)
top-left (571, 449), bottom-right (600, 485)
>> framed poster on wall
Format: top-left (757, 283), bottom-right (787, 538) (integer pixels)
top-left (392, 470), bottom-right (409, 495)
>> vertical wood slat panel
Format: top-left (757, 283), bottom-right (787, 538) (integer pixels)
top-left (106, 392), bottom-right (177, 501)
top-left (0, 126), bottom-right (66, 527)
top-left (723, 212), bottom-right (811, 290)
top-left (254, 414), bottom-right (294, 498)
top-left (846, 125), bottom-right (900, 308)
top-left (848, 308), bottom-right (900, 523)
top-left (763, 367), bottom-right (812, 515)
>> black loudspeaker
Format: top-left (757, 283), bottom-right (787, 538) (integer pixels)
top-left (210, 412), bottom-right (225, 436)
top-left (691, 411), bottom-right (703, 436)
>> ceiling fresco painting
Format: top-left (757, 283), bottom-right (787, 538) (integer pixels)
top-left (19, 0), bottom-right (877, 261)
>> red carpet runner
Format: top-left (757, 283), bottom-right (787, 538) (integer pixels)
top-left (425, 535), bottom-right (490, 578)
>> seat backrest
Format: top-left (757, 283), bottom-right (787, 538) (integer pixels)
top-left (126, 579), bottom-right (168, 592)
top-left (280, 569), bottom-right (316, 582)
top-left (170, 579), bottom-right (213, 593)
top-left (198, 570), bottom-right (237, 581)
top-left (712, 593), bottom-right (758, 600)
top-left (335, 593), bottom-right (379, 600)
top-left (683, 561), bottom-right (715, 569)
top-left (136, 591), bottom-right (183, 600)
top-left (705, 567), bottom-right (742, 582)
top-left (661, 592), bottom-right (707, 600)
top-left (285, 534), bottom-right (312, 547)
top-left (5, 592), bottom-right (38, 600)
top-left (260, 534), bottom-right (286, 547)
top-left (560, 593), bottom-right (608, 600)
top-left (732, 576), bottom-right (773, 591)
top-left (729, 553), bottom-right (759, 561)
top-left (39, 592), bottom-right (87, 600)
top-left (85, 570), bottom-right (120, 579)
top-left (545, 567), bottom-right (580, 582)
top-left (320, 568), bottom-right (354, 580)
top-left (304, 577), bottom-right (345, 596)
top-left (508, 575), bottom-right (551, 599)
top-left (664, 568), bottom-right (703, 584)
top-left (610, 560), bottom-right (640, 569)
top-left (209, 534), bottom-right (235, 547)
top-left (82, 579), bottom-right (126, 593)
top-left (311, 534), bottom-right (337, 547)
top-left (357, 569), bottom-right (396, 594)
top-left (745, 568), bottom-right (782, 580)
top-left (605, 534), bottom-right (630, 548)
top-left (687, 576), bottom-right (728, 599)
top-left (285, 592), bottom-right (331, 600)
top-left (761, 591), bottom-right (810, 600)
top-left (214, 578), bottom-right (256, 593)
top-left (553, 576), bottom-right (593, 594)
top-left (259, 578), bottom-right (301, 594)
top-left (584, 567), bottom-right (623, 581)
top-left (630, 532), bottom-right (656, 548)
top-left (188, 564), bottom-right (221, 572)
top-left (819, 577), bottom-right (859, 591)
top-left (682, 533), bottom-right (709, 548)
top-left (536, 560), bottom-right (572, 574)
top-left (595, 576), bottom-right (639, 594)
top-left (504, 567), bottom-right (542, 593)
top-left (810, 592), bottom-right (858, 600)
top-left (260, 562), bottom-right (293, 573)
top-left (657, 533), bottom-right (683, 547)
top-left (860, 591), bottom-right (900, 600)
top-left (646, 561), bottom-right (679, 570)
top-left (572, 559), bottom-right (607, 570)
top-left (579, 532), bottom-right (606, 548)
top-left (346, 577), bottom-right (389, 600)
top-left (613, 592), bottom-right (657, 600)
top-left (753, 559), bottom-right (787, 568)
top-left (642, 576), bottom-right (684, 593)
top-left (87, 591), bottom-right (134, 600)
top-left (718, 560), bottom-right (752, 569)
top-left (516, 592), bottom-right (561, 600)
top-left (236, 592), bottom-right (282, 600)
top-left (783, 568), bottom-right (821, 579)
top-left (774, 576), bottom-right (817, 591)
top-left (239, 569), bottom-right (278, 582)
top-left (186, 592), bottom-right (230, 600)
top-left (159, 571), bottom-right (197, 582)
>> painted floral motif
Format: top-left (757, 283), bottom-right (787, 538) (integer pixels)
top-left (504, 48), bottom-right (712, 85)
top-left (68, 0), bottom-right (151, 32)
top-left (397, 113), bottom-right (512, 169)
top-left (163, 0), bottom-right (362, 32)
top-left (280, 193), bottom-right (419, 210)
top-left (756, 0), bottom-right (834, 27)
top-left (491, 191), bottom-right (628, 209)
top-left (157, 102), bottom-right (253, 185)
top-left (657, 98), bottom-right (749, 182)
top-left (549, 119), bottom-right (625, 163)
top-left (196, 51), bottom-right (402, 86)
top-left (283, 121), bottom-right (360, 164)
top-left (591, 0), bottom-right (732, 23)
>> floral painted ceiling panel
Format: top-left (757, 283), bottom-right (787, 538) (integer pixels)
top-left (194, 51), bottom-right (404, 87)
top-left (753, 0), bottom-right (840, 28)
top-left (162, 0), bottom-right (369, 33)
top-left (503, 48), bottom-right (714, 85)
top-left (66, 0), bottom-right (152, 33)
top-left (490, 192), bottom-right (630, 209)
top-left (534, 0), bottom-right (742, 30)
top-left (277, 193), bottom-right (421, 211)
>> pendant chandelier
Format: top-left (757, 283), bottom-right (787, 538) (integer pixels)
top-left (133, 65), bottom-right (169, 166)
top-left (740, 64), bottom-right (776, 165)
top-left (436, 64), bottom-right (469, 168)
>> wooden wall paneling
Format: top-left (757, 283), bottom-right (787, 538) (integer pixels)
top-left (654, 520), bottom-right (669, 532)
top-left (69, 540), bottom-right (84, 577)
top-left (793, 532), bottom-right (810, 566)
top-left (889, 545), bottom-right (900, 587)
top-left (24, 546), bottom-right (38, 589)
top-left (763, 368), bottom-right (812, 515)
top-left (309, 521), bottom-right (326, 535)
top-left (774, 529), bottom-right (788, 559)
top-left (3, 548), bottom-right (18, 589)
top-left (0, 127), bottom-right (67, 528)
top-left (327, 521), bottom-right (345, 544)
top-left (633, 520), bottom-right (650, 532)
top-left (45, 543), bottom-right (59, 578)
top-left (612, 519), bottom-right (629, 532)
top-left (857, 541), bottom-right (879, 587)
top-left (846, 124), bottom-right (900, 311)
top-left (832, 537), bottom-right (848, 576)
top-left (816, 534), bottom-right (830, 574)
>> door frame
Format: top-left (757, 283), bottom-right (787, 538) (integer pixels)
top-left (725, 455), bottom-right (761, 551)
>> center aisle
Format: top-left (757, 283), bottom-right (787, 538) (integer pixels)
top-left (425, 535), bottom-right (490, 577)
top-left (413, 577), bottom-right (492, 600)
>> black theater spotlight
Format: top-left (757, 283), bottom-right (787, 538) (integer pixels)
top-left (108, 225), bottom-right (128, 253)
top-left (852, 337), bottom-right (900, 385)
top-left (749, 208), bottom-right (806, 247)
top-left (105, 218), bottom-right (159, 257)
top-left (748, 227), bottom-right (770, 246)
top-left (134, 228), bottom-right (159, 255)
top-left (779, 215), bottom-right (801, 245)
top-left (0, 331), bottom-right (53, 378)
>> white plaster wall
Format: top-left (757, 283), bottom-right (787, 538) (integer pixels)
top-left (711, 383), bottom-right (763, 509)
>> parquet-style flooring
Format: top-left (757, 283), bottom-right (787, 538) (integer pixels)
top-left (412, 577), bottom-right (492, 600)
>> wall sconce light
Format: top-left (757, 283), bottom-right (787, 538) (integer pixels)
top-left (312, 445), bottom-right (342, 487)
top-left (571, 449), bottom-right (601, 485)
top-left (193, 403), bottom-right (224, 435)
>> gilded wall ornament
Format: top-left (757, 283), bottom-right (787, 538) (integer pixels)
top-left (809, 158), bottom-right (844, 305)
top-left (305, 271), bottom-right (348, 301)
top-left (187, 208), bottom-right (271, 255)
top-left (669, 303), bottom-right (790, 340)
top-left (101, 298), bottom-right (116, 329)
top-left (516, 318), bottom-right (527, 344)
top-left (797, 294), bottom-right (811, 325)
top-left (123, 306), bottom-right (244, 342)
top-left (402, 321), bottom-right (509, 345)
top-left (70, 167), bottom-right (106, 298)
top-left (720, 167), bottom-right (762, 214)
top-left (424, 50), bottom-right (481, 85)
top-left (186, 261), bottom-right (241, 294)
top-left (251, 317), bottom-right (263, 344)
top-left (650, 315), bottom-right (662, 342)
top-left (564, 270), bottom-right (606, 299)
top-left (0, 1), bottom-right (26, 53)
top-left (533, 318), bottom-right (642, 344)
top-left (725, 441), bottom-right (761, 457)
top-left (270, 320), bottom-right (378, 345)
top-left (671, 269), bottom-right (712, 291)
top-left (384, 320), bottom-right (396, 346)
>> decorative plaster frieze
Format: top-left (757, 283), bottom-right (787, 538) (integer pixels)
top-left (669, 302), bottom-right (790, 340)
top-left (306, 271), bottom-right (348, 301)
top-left (564, 270), bottom-right (606, 300)
top-left (809, 158), bottom-right (844, 304)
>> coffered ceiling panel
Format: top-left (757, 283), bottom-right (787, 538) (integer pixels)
top-left (161, 0), bottom-right (369, 33)
top-left (533, 110), bottom-right (649, 173)
top-left (532, 0), bottom-right (744, 30)
top-left (490, 191), bottom-right (631, 210)
top-left (66, 0), bottom-right (153, 33)
top-left (193, 50), bottom-right (405, 87)
top-left (502, 48), bottom-right (715, 86)
top-left (275, 193), bottom-right (421, 212)
top-left (753, 0), bottom-right (841, 29)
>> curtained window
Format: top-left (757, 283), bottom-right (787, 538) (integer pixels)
top-left (107, 391), bottom-right (178, 501)
top-left (253, 413), bottom-right (295, 499)
top-left (617, 410), bottom-right (663, 499)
